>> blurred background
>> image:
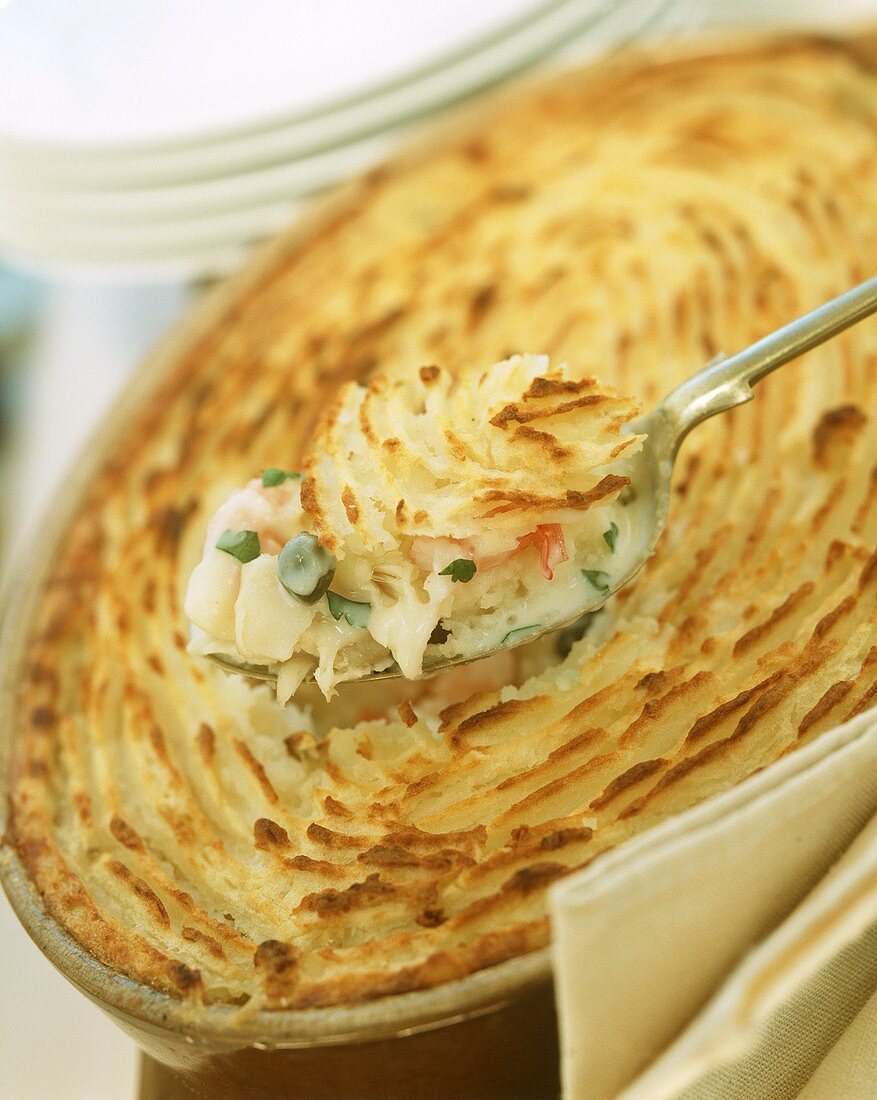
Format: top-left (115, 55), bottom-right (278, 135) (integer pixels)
top-left (0, 1), bottom-right (872, 1097)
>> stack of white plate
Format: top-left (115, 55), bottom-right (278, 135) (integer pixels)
top-left (0, 0), bottom-right (682, 282)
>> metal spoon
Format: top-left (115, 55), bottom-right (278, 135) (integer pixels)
top-left (207, 276), bottom-right (877, 689)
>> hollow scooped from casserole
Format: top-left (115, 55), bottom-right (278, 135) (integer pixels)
top-left (185, 354), bottom-right (645, 700)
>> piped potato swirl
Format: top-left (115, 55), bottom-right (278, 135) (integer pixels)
top-left (9, 32), bottom-right (877, 1010)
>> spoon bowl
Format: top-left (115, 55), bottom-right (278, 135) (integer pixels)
top-left (207, 276), bottom-right (877, 691)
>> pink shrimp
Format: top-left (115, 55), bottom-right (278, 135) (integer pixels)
top-left (516, 524), bottom-right (568, 580)
top-left (409, 536), bottom-right (518, 573)
top-left (410, 523), bottom-right (568, 580)
top-left (408, 536), bottom-right (473, 573)
top-left (205, 478), bottom-right (300, 556)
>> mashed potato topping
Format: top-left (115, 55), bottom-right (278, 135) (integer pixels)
top-left (13, 34), bottom-right (877, 1014)
top-left (185, 354), bottom-right (645, 699)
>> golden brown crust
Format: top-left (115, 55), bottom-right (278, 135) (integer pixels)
top-left (9, 29), bottom-right (877, 1009)
top-left (299, 357), bottom-right (640, 563)
top-left (475, 474), bottom-right (630, 514)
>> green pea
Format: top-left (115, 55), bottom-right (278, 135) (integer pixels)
top-left (277, 534), bottom-right (336, 604)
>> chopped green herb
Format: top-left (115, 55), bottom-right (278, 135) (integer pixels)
top-left (278, 533), bottom-right (336, 603)
top-left (439, 558), bottom-right (477, 583)
top-left (262, 467), bottom-right (301, 487)
top-left (603, 521), bottom-right (619, 552)
top-left (216, 529), bottom-right (261, 564)
top-left (501, 624), bottom-right (542, 646)
top-left (327, 591), bottom-right (371, 629)
top-left (582, 569), bottom-right (611, 593)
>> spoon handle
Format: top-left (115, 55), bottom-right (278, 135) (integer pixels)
top-left (661, 276), bottom-right (877, 447)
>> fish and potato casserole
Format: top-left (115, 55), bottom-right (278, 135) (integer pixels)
top-left (7, 31), bottom-right (877, 1012)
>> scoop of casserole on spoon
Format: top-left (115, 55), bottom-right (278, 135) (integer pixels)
top-left (186, 278), bottom-right (877, 700)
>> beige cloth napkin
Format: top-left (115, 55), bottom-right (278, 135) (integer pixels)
top-left (550, 708), bottom-right (877, 1099)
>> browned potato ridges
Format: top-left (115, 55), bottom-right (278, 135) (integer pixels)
top-left (9, 32), bottom-right (877, 1009)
